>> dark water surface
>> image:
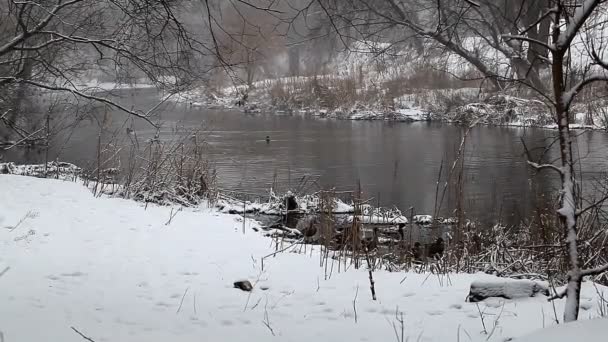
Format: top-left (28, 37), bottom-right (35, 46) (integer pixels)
top-left (4, 89), bottom-right (608, 225)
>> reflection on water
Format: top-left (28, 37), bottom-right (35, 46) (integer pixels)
top-left (4, 89), bottom-right (608, 226)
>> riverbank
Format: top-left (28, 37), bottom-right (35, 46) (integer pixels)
top-left (172, 80), bottom-right (608, 131)
top-left (1, 174), bottom-right (607, 341)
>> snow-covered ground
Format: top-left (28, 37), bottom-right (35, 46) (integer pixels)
top-left (1, 174), bottom-right (607, 341)
top-left (517, 317), bottom-right (608, 341)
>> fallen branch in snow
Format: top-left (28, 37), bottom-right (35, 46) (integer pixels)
top-left (548, 288), bottom-right (568, 301)
top-left (165, 207), bottom-right (183, 226)
top-left (486, 302), bottom-right (506, 340)
top-left (476, 303), bottom-right (488, 334)
top-left (0, 267), bottom-right (9, 278)
top-left (7, 210), bottom-right (38, 232)
top-left (261, 238), bottom-right (303, 271)
top-left (70, 327), bottom-right (96, 342)
top-left (391, 308), bottom-right (405, 342)
top-left (352, 285), bottom-right (359, 323)
top-left (364, 247), bottom-right (377, 300)
top-left (193, 292), bottom-right (197, 315)
top-left (262, 300), bottom-right (275, 336)
top-left (176, 287), bottom-right (189, 314)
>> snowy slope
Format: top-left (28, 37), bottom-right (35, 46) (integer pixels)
top-left (0, 174), bottom-right (607, 342)
top-left (517, 317), bottom-right (608, 342)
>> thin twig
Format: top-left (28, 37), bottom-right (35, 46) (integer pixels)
top-left (176, 287), bottom-right (189, 314)
top-left (70, 327), bottom-right (96, 342)
top-left (353, 285), bottom-right (359, 323)
top-left (261, 238), bottom-right (303, 270)
top-left (262, 299), bottom-right (275, 336)
top-left (0, 267), bottom-right (9, 278)
top-left (475, 304), bottom-right (487, 334)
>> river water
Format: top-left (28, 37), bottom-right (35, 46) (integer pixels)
top-left (4, 89), bottom-right (608, 225)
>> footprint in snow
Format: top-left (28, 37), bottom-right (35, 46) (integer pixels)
top-left (484, 300), bottom-right (504, 308)
top-left (220, 320), bottom-right (234, 326)
top-left (46, 275), bottom-right (60, 281)
top-left (60, 271), bottom-right (86, 277)
top-left (193, 320), bottom-right (208, 327)
top-left (580, 302), bottom-right (593, 311)
top-left (170, 293), bottom-right (182, 299)
top-left (426, 310), bottom-right (443, 316)
top-left (343, 311), bottom-right (355, 319)
top-left (402, 292), bottom-right (416, 297)
top-left (450, 304), bottom-right (463, 310)
top-left (155, 301), bottom-right (171, 307)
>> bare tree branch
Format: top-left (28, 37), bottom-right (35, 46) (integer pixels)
top-left (581, 263), bottom-right (608, 277)
top-left (70, 326), bottom-right (96, 342)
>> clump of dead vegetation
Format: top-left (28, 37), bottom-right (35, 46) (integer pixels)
top-left (2, 125), bottom-right (218, 207)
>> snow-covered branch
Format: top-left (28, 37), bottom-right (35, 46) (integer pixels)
top-left (526, 160), bottom-right (564, 175)
top-left (0, 0), bottom-right (85, 56)
top-left (548, 287), bottom-right (567, 301)
top-left (501, 34), bottom-right (555, 52)
top-left (576, 193), bottom-right (608, 217)
top-left (581, 263), bottom-right (608, 277)
top-left (563, 75), bottom-right (608, 109)
top-left (0, 77), bottom-right (159, 126)
top-left (555, 0), bottom-right (604, 50)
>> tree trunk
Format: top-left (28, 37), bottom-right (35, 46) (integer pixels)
top-left (552, 49), bottom-right (581, 323)
top-left (288, 46), bottom-right (300, 77)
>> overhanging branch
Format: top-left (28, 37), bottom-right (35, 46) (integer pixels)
top-left (1, 77), bottom-right (159, 127)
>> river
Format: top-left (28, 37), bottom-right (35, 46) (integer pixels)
top-left (3, 88), bottom-right (608, 226)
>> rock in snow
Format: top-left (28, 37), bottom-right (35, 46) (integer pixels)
top-left (468, 279), bottom-right (549, 302)
top-left (233, 280), bottom-right (253, 292)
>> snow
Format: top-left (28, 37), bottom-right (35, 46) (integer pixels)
top-left (346, 214), bottom-right (408, 224)
top-left (468, 279), bottom-right (549, 302)
top-left (216, 193), bottom-right (355, 216)
top-left (516, 318), bottom-right (608, 342)
top-left (414, 215), bottom-right (433, 225)
top-left (556, 0), bottom-right (600, 49)
top-left (1, 174), bottom-right (608, 341)
top-left (0, 161), bottom-right (81, 181)
top-left (75, 80), bottom-right (157, 91)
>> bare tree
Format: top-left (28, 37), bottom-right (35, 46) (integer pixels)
top-left (304, 0), bottom-right (556, 91)
top-left (0, 0), bottom-right (215, 142)
top-left (302, 0), bottom-right (608, 322)
top-left (508, 0), bottom-right (608, 322)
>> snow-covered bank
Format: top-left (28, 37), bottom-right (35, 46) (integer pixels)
top-left (1, 175), bottom-right (607, 341)
top-left (172, 79), bottom-right (608, 131)
top-left (517, 317), bottom-right (608, 341)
